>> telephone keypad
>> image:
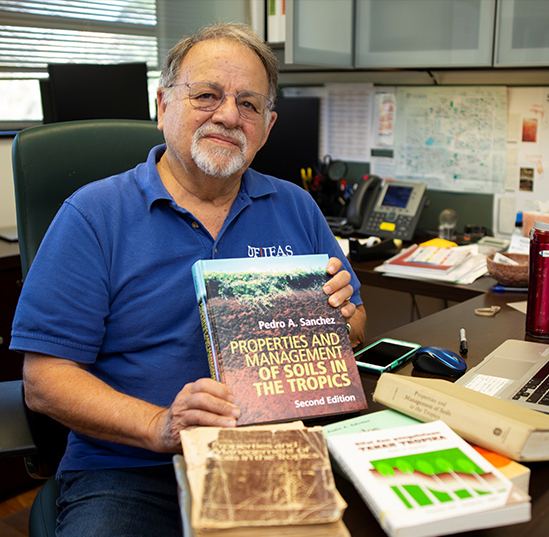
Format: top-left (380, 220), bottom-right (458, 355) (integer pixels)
top-left (364, 212), bottom-right (413, 236)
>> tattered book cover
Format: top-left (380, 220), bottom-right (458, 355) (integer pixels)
top-left (180, 424), bottom-right (348, 532)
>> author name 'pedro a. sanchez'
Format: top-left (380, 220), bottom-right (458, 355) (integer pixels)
top-left (258, 316), bottom-right (336, 330)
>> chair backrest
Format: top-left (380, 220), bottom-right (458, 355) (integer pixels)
top-left (10, 119), bottom-right (165, 478)
top-left (12, 119), bottom-right (165, 278)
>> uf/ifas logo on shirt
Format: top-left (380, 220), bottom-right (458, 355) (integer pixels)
top-left (247, 245), bottom-right (294, 257)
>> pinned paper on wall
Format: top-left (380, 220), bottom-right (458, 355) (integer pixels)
top-left (323, 83), bottom-right (375, 162)
top-left (495, 87), bottom-right (549, 235)
top-left (283, 83), bottom-right (376, 164)
top-left (394, 86), bottom-right (508, 194)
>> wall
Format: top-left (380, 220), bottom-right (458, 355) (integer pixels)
top-left (0, 137), bottom-right (16, 228)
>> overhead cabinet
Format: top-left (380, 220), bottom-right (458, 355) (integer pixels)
top-left (285, 0), bottom-right (549, 69)
top-left (355, 0), bottom-right (495, 68)
top-left (285, 0), bottom-right (354, 67)
top-left (495, 0), bottom-right (549, 67)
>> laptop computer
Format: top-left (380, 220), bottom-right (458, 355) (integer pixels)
top-left (456, 339), bottom-right (549, 414)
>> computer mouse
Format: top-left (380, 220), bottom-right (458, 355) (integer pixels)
top-left (412, 346), bottom-right (467, 378)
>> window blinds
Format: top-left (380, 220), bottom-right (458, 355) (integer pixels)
top-left (0, 0), bottom-right (157, 74)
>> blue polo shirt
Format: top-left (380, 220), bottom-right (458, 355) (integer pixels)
top-left (10, 144), bottom-right (362, 472)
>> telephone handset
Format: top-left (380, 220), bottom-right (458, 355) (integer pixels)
top-left (347, 175), bottom-right (382, 228)
top-left (347, 176), bottom-right (427, 242)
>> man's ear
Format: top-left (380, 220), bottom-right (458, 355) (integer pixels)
top-left (258, 111), bottom-right (277, 151)
top-left (156, 88), bottom-right (167, 132)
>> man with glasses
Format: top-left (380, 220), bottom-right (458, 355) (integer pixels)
top-left (11, 22), bottom-right (366, 536)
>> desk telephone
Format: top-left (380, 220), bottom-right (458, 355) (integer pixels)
top-left (346, 175), bottom-right (427, 241)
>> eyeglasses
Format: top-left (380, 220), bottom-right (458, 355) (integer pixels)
top-left (168, 81), bottom-right (273, 121)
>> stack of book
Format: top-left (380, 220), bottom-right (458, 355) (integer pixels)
top-left (374, 244), bottom-right (488, 284)
top-left (325, 418), bottom-right (531, 537)
top-left (322, 409), bottom-right (531, 495)
top-left (178, 253), bottom-right (536, 537)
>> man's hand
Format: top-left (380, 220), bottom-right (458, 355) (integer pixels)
top-left (323, 257), bottom-right (367, 348)
top-left (152, 378), bottom-right (240, 452)
top-left (323, 257), bottom-right (355, 319)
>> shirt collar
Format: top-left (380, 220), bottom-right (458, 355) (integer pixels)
top-left (136, 144), bottom-right (173, 211)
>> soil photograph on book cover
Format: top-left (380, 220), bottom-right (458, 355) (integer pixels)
top-left (201, 262), bottom-right (366, 425)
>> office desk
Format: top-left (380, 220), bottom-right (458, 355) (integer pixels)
top-left (350, 258), bottom-right (498, 303)
top-left (339, 290), bottom-right (549, 537)
top-left (0, 241), bottom-right (33, 496)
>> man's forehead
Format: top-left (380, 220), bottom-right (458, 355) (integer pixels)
top-left (177, 39), bottom-right (268, 88)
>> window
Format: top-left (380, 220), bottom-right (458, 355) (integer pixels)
top-left (0, 0), bottom-right (158, 123)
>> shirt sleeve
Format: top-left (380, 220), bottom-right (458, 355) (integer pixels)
top-left (10, 200), bottom-right (110, 363)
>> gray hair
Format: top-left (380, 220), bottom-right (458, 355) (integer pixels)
top-left (159, 22), bottom-right (279, 103)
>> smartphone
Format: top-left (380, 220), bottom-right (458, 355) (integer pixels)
top-left (354, 338), bottom-right (421, 374)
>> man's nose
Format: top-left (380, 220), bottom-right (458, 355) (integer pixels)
top-left (211, 93), bottom-right (241, 125)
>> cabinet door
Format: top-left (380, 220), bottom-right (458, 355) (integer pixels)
top-left (495, 0), bottom-right (549, 66)
top-left (285, 0), bottom-right (354, 67)
top-left (355, 0), bottom-right (496, 68)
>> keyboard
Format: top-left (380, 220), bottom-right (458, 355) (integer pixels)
top-left (512, 361), bottom-right (549, 406)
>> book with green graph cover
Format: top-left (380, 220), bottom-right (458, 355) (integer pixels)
top-left (326, 420), bottom-right (531, 537)
top-left (192, 254), bottom-right (367, 426)
top-left (323, 410), bottom-right (531, 494)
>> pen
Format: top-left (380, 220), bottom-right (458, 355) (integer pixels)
top-left (491, 285), bottom-right (528, 292)
top-left (459, 328), bottom-right (468, 354)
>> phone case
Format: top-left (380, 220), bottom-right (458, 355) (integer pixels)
top-left (354, 338), bottom-right (421, 374)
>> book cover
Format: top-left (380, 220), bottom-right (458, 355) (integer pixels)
top-left (373, 373), bottom-right (549, 461)
top-left (192, 254), bottom-right (367, 426)
top-left (178, 422), bottom-right (350, 536)
top-left (323, 409), bottom-right (530, 493)
top-left (388, 245), bottom-right (466, 270)
top-left (327, 420), bottom-right (531, 537)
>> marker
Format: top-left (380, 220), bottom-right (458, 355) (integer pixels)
top-left (459, 328), bottom-right (468, 355)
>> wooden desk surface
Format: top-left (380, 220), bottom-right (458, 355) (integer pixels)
top-left (341, 290), bottom-right (549, 537)
top-left (350, 257), bottom-right (498, 302)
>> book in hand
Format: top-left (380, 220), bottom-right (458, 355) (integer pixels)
top-left (373, 373), bottom-right (549, 461)
top-left (175, 421), bottom-right (350, 536)
top-left (326, 420), bottom-right (531, 537)
top-left (192, 254), bottom-right (367, 426)
top-left (323, 409), bottom-right (530, 494)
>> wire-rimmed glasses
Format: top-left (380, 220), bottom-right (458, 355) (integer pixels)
top-left (168, 81), bottom-right (272, 121)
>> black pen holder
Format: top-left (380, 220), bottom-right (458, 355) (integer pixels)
top-left (349, 238), bottom-right (400, 262)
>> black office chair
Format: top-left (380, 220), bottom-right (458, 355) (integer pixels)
top-left (0, 119), bottom-right (165, 537)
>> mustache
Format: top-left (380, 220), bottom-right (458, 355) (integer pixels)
top-left (194, 124), bottom-right (247, 150)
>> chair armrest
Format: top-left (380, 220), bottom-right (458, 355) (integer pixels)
top-left (0, 380), bottom-right (38, 458)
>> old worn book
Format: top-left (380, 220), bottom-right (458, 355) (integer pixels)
top-left (192, 254), bottom-right (367, 426)
top-left (373, 373), bottom-right (549, 461)
top-left (327, 420), bottom-right (531, 537)
top-left (176, 422), bottom-right (350, 537)
top-left (323, 409), bottom-right (530, 493)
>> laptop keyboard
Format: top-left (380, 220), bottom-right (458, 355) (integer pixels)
top-left (512, 362), bottom-right (549, 406)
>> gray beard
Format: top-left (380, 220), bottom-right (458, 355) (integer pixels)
top-left (191, 125), bottom-right (247, 179)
